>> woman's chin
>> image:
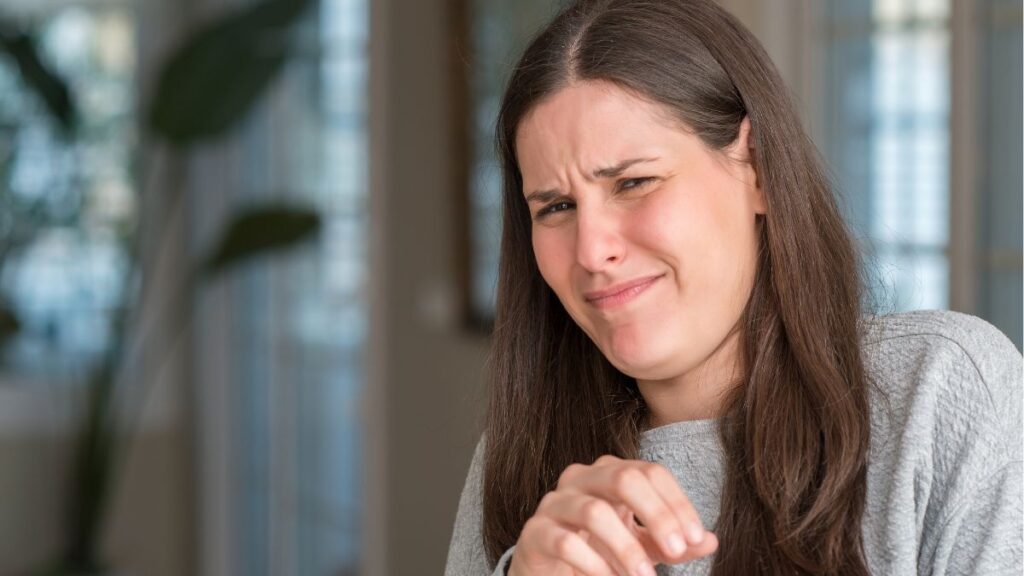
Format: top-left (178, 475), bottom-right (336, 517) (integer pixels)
top-left (603, 341), bottom-right (673, 380)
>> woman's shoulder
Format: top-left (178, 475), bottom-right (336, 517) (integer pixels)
top-left (859, 311), bottom-right (1023, 571)
top-left (860, 309), bottom-right (1021, 468)
top-left (860, 309), bottom-right (1021, 394)
top-left (861, 309), bottom-right (1016, 352)
top-left (860, 309), bottom-right (1021, 410)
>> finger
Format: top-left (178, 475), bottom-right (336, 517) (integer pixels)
top-left (571, 463), bottom-right (690, 562)
top-left (611, 504), bottom-right (667, 565)
top-left (644, 463), bottom-right (709, 546)
top-left (540, 492), bottom-right (657, 576)
top-left (663, 530), bottom-right (719, 565)
top-left (525, 516), bottom-right (618, 576)
top-left (634, 524), bottom-right (719, 564)
top-left (584, 524), bottom-right (667, 576)
top-left (691, 530), bottom-right (719, 557)
top-left (619, 509), bottom-right (676, 565)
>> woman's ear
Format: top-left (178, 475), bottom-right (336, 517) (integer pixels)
top-left (731, 116), bottom-right (766, 215)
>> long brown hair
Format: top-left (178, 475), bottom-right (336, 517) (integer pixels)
top-left (482, 1), bottom-right (872, 574)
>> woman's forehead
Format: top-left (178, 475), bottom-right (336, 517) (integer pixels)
top-left (515, 82), bottom-right (694, 182)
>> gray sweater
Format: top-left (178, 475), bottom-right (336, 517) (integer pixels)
top-left (444, 311), bottom-right (1023, 575)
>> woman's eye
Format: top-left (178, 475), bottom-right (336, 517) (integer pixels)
top-left (536, 201), bottom-right (574, 219)
top-left (618, 177), bottom-right (654, 192)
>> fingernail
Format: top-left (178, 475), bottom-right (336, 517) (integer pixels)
top-left (664, 532), bottom-right (686, 556)
top-left (685, 522), bottom-right (705, 544)
top-left (634, 561), bottom-right (656, 576)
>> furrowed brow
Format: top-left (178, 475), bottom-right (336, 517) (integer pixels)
top-left (592, 157), bottom-right (659, 179)
top-left (525, 157), bottom-right (659, 202)
top-left (525, 189), bottom-right (564, 204)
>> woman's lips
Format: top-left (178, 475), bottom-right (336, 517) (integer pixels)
top-left (583, 274), bottom-right (664, 310)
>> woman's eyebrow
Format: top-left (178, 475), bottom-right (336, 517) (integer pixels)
top-left (592, 156), bottom-right (659, 178)
top-left (524, 157), bottom-right (660, 203)
top-left (525, 189), bottom-right (564, 204)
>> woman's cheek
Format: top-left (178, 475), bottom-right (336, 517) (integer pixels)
top-left (629, 197), bottom-right (678, 248)
top-left (633, 195), bottom-right (701, 272)
top-left (533, 232), bottom-right (572, 296)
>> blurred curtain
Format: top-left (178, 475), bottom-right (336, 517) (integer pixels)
top-left (182, 0), bottom-right (369, 574)
top-left (821, 0), bottom-right (1022, 348)
top-left (822, 0), bottom-right (951, 312)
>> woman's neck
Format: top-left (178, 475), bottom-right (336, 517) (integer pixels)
top-left (637, 329), bottom-right (742, 428)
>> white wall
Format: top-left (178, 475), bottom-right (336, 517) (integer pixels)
top-left (366, 0), bottom-right (490, 573)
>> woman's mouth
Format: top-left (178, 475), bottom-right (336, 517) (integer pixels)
top-left (583, 274), bottom-right (664, 310)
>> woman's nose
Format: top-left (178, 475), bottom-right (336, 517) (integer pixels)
top-left (574, 203), bottom-right (624, 272)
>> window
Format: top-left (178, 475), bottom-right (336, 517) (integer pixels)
top-left (0, 3), bottom-right (135, 384)
top-left (193, 0), bottom-right (369, 573)
top-left (823, 0), bottom-right (951, 312)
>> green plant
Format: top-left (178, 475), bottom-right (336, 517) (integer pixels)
top-left (0, 0), bottom-right (323, 573)
top-left (0, 18), bottom-right (79, 348)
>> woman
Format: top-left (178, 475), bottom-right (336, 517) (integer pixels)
top-left (445, 1), bottom-right (1023, 574)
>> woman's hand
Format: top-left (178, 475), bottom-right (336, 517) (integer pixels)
top-left (507, 455), bottom-right (718, 576)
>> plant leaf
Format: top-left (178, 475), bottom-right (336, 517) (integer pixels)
top-left (0, 24), bottom-right (76, 133)
top-left (203, 203), bottom-right (321, 277)
top-left (0, 301), bottom-right (21, 343)
top-left (146, 0), bottom-right (313, 144)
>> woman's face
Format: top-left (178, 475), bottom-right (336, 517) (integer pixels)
top-left (516, 81), bottom-right (764, 389)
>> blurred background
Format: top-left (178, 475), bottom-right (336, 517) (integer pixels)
top-left (0, 0), bottom-right (1017, 574)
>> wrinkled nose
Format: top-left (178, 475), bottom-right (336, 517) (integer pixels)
top-left (575, 204), bottom-right (624, 273)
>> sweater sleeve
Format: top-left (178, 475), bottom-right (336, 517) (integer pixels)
top-left (444, 436), bottom-right (517, 575)
top-left (936, 459), bottom-right (1023, 575)
top-left (921, 315), bottom-right (1023, 575)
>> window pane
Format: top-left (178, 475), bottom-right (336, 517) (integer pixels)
top-left (827, 0), bottom-right (950, 312)
top-left (0, 3), bottom-right (135, 384)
